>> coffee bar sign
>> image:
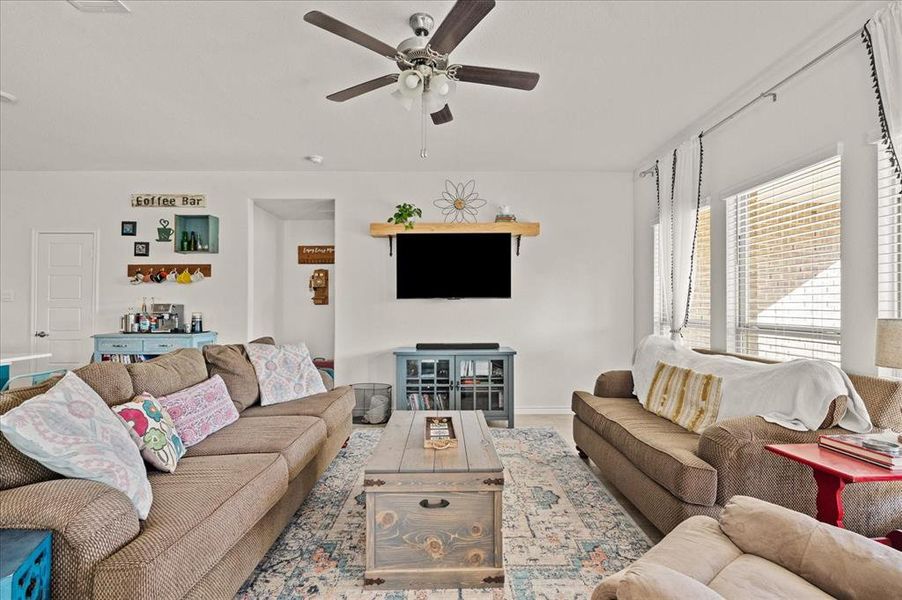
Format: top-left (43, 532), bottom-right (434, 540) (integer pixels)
top-left (131, 194), bottom-right (206, 208)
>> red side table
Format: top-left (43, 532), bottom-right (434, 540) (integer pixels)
top-left (766, 443), bottom-right (902, 550)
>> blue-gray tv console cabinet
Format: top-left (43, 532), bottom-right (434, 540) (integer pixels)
top-left (394, 346), bottom-right (516, 428)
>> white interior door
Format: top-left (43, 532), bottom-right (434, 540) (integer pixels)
top-left (33, 232), bottom-right (96, 370)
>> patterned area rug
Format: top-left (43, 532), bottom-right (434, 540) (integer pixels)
top-left (237, 428), bottom-right (651, 599)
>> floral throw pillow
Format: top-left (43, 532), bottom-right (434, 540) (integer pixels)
top-left (245, 342), bottom-right (327, 406)
top-left (157, 375), bottom-right (238, 447)
top-left (113, 393), bottom-right (186, 473)
top-left (0, 371), bottom-right (153, 519)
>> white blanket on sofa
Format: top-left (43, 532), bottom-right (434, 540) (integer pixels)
top-left (631, 336), bottom-right (872, 433)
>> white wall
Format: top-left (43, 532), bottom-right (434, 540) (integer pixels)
top-left (1, 171), bottom-right (633, 411)
top-left (632, 4), bottom-right (883, 375)
top-left (250, 204), bottom-right (281, 339)
top-left (279, 219), bottom-right (335, 359)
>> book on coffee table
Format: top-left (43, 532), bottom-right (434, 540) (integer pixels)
top-left (818, 432), bottom-right (902, 470)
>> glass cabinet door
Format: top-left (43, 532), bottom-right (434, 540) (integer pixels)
top-left (456, 357), bottom-right (506, 413)
top-left (404, 357), bottom-right (452, 411)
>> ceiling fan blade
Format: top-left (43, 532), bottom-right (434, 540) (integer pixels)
top-left (431, 105), bottom-right (453, 125)
top-left (428, 0), bottom-right (495, 55)
top-left (303, 11), bottom-right (398, 59)
top-left (326, 75), bottom-right (398, 102)
top-left (454, 65), bottom-right (540, 90)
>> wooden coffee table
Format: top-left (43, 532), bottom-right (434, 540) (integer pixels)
top-left (363, 410), bottom-right (504, 590)
top-left (766, 443), bottom-right (902, 550)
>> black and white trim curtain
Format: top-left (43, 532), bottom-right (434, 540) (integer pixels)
top-left (655, 135), bottom-right (704, 341)
top-left (862, 1), bottom-right (902, 185)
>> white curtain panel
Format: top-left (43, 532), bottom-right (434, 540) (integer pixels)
top-left (864, 1), bottom-right (902, 164)
top-left (657, 137), bottom-right (703, 341)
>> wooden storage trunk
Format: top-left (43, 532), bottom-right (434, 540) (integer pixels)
top-left (363, 411), bottom-right (504, 590)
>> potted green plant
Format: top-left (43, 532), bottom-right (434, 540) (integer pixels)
top-left (387, 203), bottom-right (423, 230)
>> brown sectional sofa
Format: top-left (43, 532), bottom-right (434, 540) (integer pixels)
top-left (0, 345), bottom-right (354, 600)
top-left (573, 354), bottom-right (902, 537)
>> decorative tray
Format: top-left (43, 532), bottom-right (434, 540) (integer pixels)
top-left (424, 416), bottom-right (458, 450)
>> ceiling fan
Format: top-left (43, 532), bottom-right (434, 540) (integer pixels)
top-left (303, 0), bottom-right (539, 155)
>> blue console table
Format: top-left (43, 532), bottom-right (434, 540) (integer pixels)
top-left (92, 332), bottom-right (217, 362)
top-left (394, 347), bottom-right (515, 428)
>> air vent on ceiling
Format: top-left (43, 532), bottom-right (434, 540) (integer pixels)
top-left (66, 0), bottom-right (130, 13)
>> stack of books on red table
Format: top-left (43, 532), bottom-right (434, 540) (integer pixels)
top-left (818, 432), bottom-right (902, 471)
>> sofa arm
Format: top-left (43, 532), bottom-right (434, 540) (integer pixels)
top-left (699, 418), bottom-right (902, 536)
top-left (698, 417), bottom-right (835, 507)
top-left (594, 370), bottom-right (636, 398)
top-left (0, 479), bottom-right (141, 599)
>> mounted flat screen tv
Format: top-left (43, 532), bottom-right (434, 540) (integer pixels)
top-left (396, 233), bottom-right (511, 299)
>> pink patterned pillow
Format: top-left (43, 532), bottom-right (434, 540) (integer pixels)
top-left (157, 375), bottom-right (238, 447)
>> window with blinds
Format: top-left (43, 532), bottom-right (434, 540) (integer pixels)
top-left (726, 155), bottom-right (841, 364)
top-left (877, 139), bottom-right (902, 378)
top-left (653, 205), bottom-right (711, 348)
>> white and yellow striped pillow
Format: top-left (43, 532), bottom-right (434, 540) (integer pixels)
top-left (645, 361), bottom-right (723, 433)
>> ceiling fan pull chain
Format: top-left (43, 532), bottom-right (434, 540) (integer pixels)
top-left (420, 98), bottom-right (429, 159)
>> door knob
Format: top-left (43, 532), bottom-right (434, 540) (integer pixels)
top-left (34, 331), bottom-right (49, 338)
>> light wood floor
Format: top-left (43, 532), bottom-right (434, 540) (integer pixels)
top-left (355, 413), bottom-right (662, 543)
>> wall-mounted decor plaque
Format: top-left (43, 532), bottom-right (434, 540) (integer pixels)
top-left (298, 245), bottom-right (335, 264)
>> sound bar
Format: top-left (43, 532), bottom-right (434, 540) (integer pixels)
top-left (416, 343), bottom-right (500, 351)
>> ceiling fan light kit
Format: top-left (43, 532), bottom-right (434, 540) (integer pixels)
top-left (303, 0), bottom-right (539, 158)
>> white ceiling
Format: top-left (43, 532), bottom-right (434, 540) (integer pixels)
top-left (255, 198), bottom-right (335, 220)
top-left (0, 0), bottom-right (862, 172)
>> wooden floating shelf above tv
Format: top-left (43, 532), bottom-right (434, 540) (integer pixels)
top-left (369, 222), bottom-right (540, 237)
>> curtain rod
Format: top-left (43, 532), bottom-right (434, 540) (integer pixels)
top-left (639, 26), bottom-right (863, 179)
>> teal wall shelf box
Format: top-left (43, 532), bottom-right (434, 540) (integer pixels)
top-left (394, 346), bottom-right (515, 428)
top-left (174, 215), bottom-right (219, 254)
top-left (92, 331), bottom-right (218, 362)
top-left (0, 529), bottom-right (51, 600)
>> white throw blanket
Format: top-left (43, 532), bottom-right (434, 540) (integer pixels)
top-left (632, 336), bottom-right (872, 433)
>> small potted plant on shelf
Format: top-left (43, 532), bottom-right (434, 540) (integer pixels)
top-left (387, 203), bottom-right (423, 230)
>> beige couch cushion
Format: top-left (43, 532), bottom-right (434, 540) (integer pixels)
top-left (73, 362), bottom-right (136, 406)
top-left (707, 555), bottom-right (832, 600)
top-left (185, 416), bottom-right (326, 480)
top-left (720, 495), bottom-right (902, 599)
top-left (616, 563), bottom-right (725, 600)
top-left (126, 348), bottom-right (208, 399)
top-left (592, 515), bottom-right (741, 600)
top-left (574, 392), bottom-right (716, 505)
top-left (241, 386), bottom-right (354, 437)
top-left (203, 336), bottom-right (275, 412)
top-left (94, 453), bottom-right (288, 600)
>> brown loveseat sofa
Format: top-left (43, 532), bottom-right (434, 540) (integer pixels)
top-left (593, 495), bottom-right (902, 600)
top-left (0, 344), bottom-right (354, 600)
top-left (572, 354), bottom-right (902, 537)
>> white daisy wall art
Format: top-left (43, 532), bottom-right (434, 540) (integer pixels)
top-left (433, 179), bottom-right (487, 223)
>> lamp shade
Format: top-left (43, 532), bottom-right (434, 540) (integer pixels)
top-left (875, 318), bottom-right (902, 369)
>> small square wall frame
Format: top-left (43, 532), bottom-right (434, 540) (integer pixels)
top-left (174, 215), bottom-right (219, 254)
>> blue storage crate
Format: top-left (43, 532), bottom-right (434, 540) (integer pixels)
top-left (0, 530), bottom-right (51, 600)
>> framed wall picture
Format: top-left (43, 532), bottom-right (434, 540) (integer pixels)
top-left (134, 241), bottom-right (150, 257)
top-left (121, 221), bottom-right (137, 236)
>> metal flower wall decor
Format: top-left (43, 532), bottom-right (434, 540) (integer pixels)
top-left (434, 180), bottom-right (487, 223)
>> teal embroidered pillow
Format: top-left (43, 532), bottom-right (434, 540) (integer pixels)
top-left (113, 393), bottom-right (186, 473)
